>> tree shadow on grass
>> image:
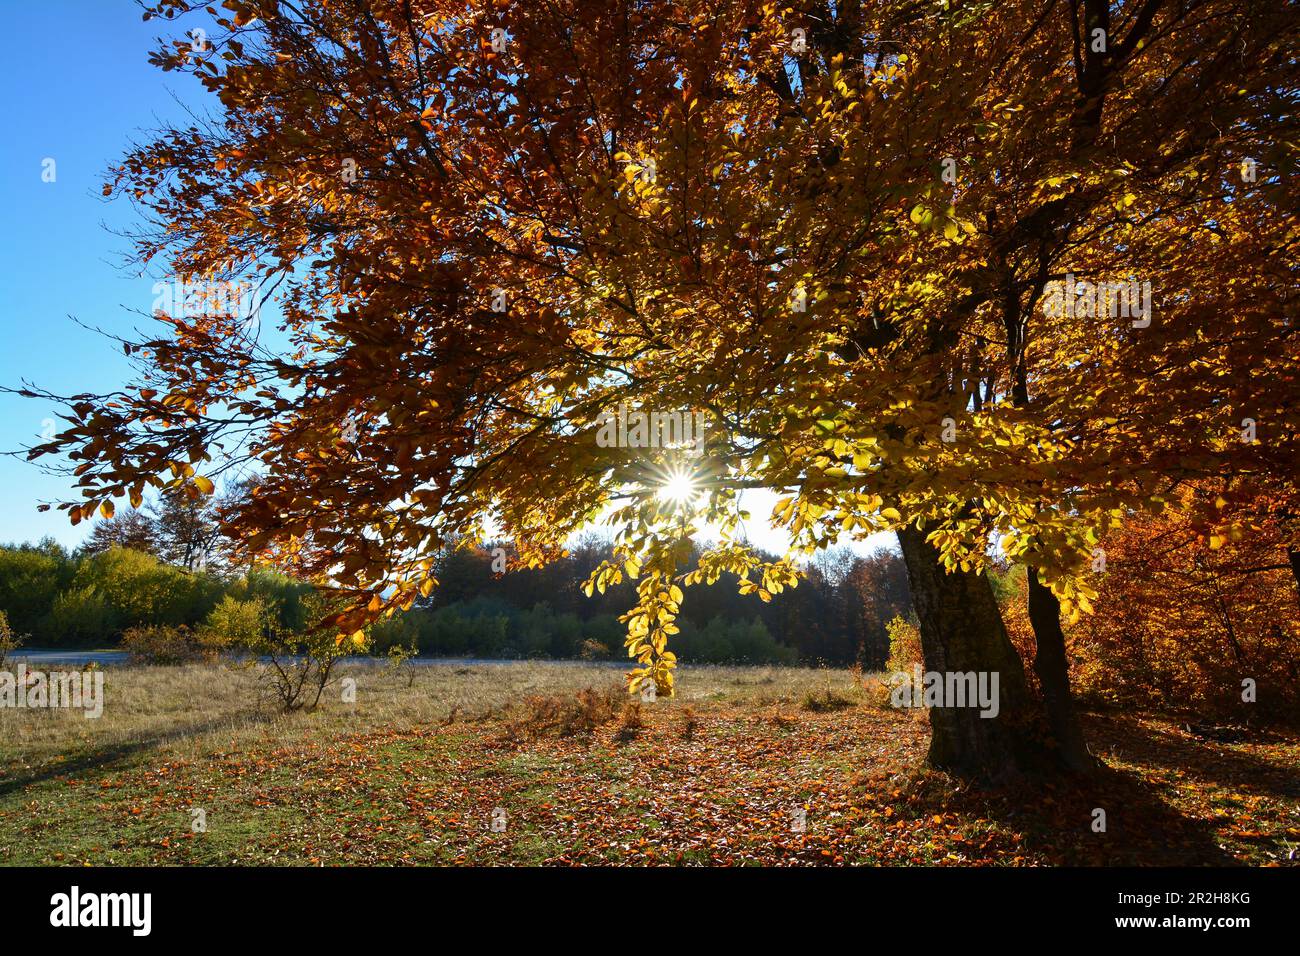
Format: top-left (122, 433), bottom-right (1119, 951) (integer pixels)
top-left (881, 718), bottom-right (1252, 865)
top-left (1083, 711), bottom-right (1300, 803)
top-left (0, 711), bottom-right (275, 800)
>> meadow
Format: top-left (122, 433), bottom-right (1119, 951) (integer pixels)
top-left (2, 661), bottom-right (1296, 866)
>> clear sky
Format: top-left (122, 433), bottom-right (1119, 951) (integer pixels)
top-left (0, 1), bottom-right (893, 558)
top-left (0, 1), bottom-right (212, 548)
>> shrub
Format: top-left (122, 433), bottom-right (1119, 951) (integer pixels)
top-left (202, 594), bottom-right (269, 648)
top-left (243, 591), bottom-right (363, 712)
top-left (885, 614), bottom-right (923, 674)
top-left (859, 673), bottom-right (895, 709)
top-left (503, 686), bottom-right (622, 740)
top-left (0, 541), bottom-right (74, 643)
top-left (679, 705), bottom-right (699, 741)
top-left (384, 640), bottom-right (420, 686)
top-left (49, 586), bottom-right (114, 647)
top-left (367, 611), bottom-right (422, 654)
top-left (41, 547), bottom-right (228, 645)
top-left (0, 610), bottom-right (24, 669)
top-left (1060, 505), bottom-right (1300, 722)
top-left (120, 624), bottom-right (217, 665)
top-left (199, 572), bottom-right (364, 710)
top-left (801, 686), bottom-right (854, 712)
top-left (616, 700), bottom-right (647, 742)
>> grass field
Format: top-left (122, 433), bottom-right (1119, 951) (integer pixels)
top-left (1, 661), bottom-right (1297, 866)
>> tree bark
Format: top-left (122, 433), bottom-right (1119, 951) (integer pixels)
top-left (896, 525), bottom-right (1053, 781)
top-left (1027, 571), bottom-right (1097, 772)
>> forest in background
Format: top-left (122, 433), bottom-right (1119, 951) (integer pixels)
top-left (2, 484), bottom-right (1296, 722)
top-left (0, 489), bottom-right (912, 667)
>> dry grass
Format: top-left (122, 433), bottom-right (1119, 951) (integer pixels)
top-left (0, 659), bottom-right (871, 766)
top-left (2, 660), bottom-right (1297, 866)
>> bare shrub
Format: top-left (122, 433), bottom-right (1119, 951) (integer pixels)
top-left (503, 686), bottom-right (622, 740)
top-left (615, 700), bottom-right (647, 743)
top-left (679, 705), bottom-right (699, 741)
top-left (121, 624), bottom-right (218, 665)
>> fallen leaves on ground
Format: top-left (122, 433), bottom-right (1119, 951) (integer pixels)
top-left (1, 703), bottom-right (1295, 866)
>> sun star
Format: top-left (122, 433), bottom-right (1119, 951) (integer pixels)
top-left (657, 468), bottom-right (699, 506)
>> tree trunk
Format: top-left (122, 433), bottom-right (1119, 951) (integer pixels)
top-left (1007, 297), bottom-right (1095, 774)
top-left (1027, 571), bottom-right (1097, 773)
top-left (896, 525), bottom-right (1053, 781)
top-left (1288, 547), bottom-right (1300, 596)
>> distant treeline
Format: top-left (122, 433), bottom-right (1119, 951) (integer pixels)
top-left (372, 538), bottom-right (914, 665)
top-left (0, 523), bottom-right (914, 665)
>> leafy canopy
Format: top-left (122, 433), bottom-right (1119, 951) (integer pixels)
top-left (27, 0), bottom-right (1298, 693)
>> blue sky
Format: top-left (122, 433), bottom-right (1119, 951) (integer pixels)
top-left (0, 2), bottom-right (892, 558)
top-left (0, 1), bottom-right (211, 548)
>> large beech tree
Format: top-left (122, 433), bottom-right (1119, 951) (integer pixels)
top-left (22, 0), bottom-right (1298, 780)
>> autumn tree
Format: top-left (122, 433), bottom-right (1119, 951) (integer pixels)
top-left (929, 0), bottom-right (1295, 768)
top-left (21, 0), bottom-right (1299, 781)
top-left (856, 0), bottom-right (1299, 770)
top-left (1042, 485), bottom-right (1300, 720)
